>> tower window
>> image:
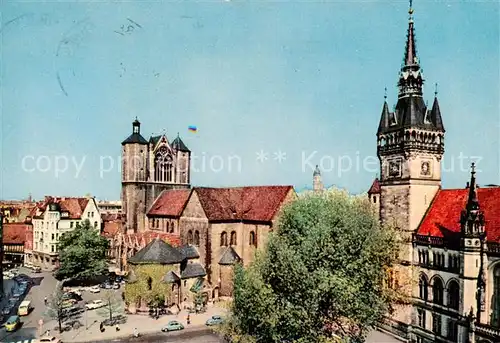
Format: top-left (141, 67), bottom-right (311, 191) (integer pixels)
top-left (187, 230), bottom-right (193, 245)
top-left (373, 196), bottom-right (377, 204)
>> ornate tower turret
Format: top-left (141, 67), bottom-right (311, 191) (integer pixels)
top-left (460, 163), bottom-right (487, 323)
top-left (313, 165), bottom-right (323, 193)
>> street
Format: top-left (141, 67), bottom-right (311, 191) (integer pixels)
top-left (0, 268), bottom-right (57, 343)
top-left (90, 327), bottom-right (222, 342)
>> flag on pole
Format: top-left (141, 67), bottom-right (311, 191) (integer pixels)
top-left (188, 126), bottom-right (197, 132)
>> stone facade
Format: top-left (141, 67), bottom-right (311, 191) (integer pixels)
top-left (177, 186), bottom-right (296, 298)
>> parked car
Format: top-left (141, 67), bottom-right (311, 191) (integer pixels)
top-left (32, 266), bottom-right (42, 273)
top-left (62, 292), bottom-right (82, 301)
top-left (205, 315), bottom-right (224, 326)
top-left (85, 300), bottom-right (105, 310)
top-left (62, 299), bottom-right (77, 308)
top-left (161, 320), bottom-right (184, 332)
top-left (4, 315), bottom-right (20, 332)
top-left (2, 306), bottom-right (12, 315)
top-left (112, 283), bottom-right (120, 290)
top-left (62, 306), bottom-right (84, 318)
top-left (34, 336), bottom-right (63, 343)
top-left (89, 286), bottom-right (100, 293)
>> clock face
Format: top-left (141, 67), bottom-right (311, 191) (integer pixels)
top-left (389, 160), bottom-right (401, 177)
top-left (421, 161), bottom-right (431, 176)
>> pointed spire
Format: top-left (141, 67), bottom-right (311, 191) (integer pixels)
top-left (313, 165), bottom-right (321, 176)
top-left (430, 96), bottom-right (445, 131)
top-left (466, 163), bottom-right (480, 213)
top-left (404, 0), bottom-right (418, 66)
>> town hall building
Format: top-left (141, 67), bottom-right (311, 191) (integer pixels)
top-left (367, 3), bottom-right (500, 343)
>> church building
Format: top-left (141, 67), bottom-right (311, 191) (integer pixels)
top-left (368, 3), bottom-right (500, 343)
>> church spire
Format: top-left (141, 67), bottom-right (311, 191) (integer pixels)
top-left (398, 0), bottom-right (424, 98)
top-left (404, 0), bottom-right (418, 67)
top-left (460, 163), bottom-right (485, 238)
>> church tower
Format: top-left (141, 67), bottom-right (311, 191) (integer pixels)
top-left (121, 119), bottom-right (191, 233)
top-left (313, 165), bottom-right (324, 193)
top-left (376, 1), bottom-right (445, 333)
top-left (459, 163), bottom-right (487, 325)
top-left (121, 119), bottom-right (149, 234)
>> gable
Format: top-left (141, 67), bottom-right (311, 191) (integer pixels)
top-left (181, 191), bottom-right (208, 220)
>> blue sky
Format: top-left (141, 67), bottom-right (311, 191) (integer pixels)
top-left (1, 0), bottom-right (498, 200)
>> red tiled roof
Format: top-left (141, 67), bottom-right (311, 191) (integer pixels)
top-left (32, 197), bottom-right (90, 219)
top-left (148, 189), bottom-right (192, 217)
top-left (122, 231), bottom-right (181, 247)
top-left (3, 223), bottom-right (30, 245)
top-left (102, 221), bottom-right (122, 238)
top-left (193, 186), bottom-right (294, 222)
top-left (367, 178), bottom-right (381, 194)
top-left (417, 187), bottom-right (500, 243)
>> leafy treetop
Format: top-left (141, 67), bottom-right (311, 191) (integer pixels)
top-left (55, 219), bottom-right (110, 282)
top-left (220, 188), bottom-right (401, 343)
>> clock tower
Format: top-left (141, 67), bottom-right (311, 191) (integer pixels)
top-left (376, 1), bottom-right (445, 334)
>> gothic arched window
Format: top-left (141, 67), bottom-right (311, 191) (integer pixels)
top-left (447, 280), bottom-right (460, 310)
top-left (230, 231), bottom-right (237, 246)
top-left (154, 147), bottom-right (174, 182)
top-left (220, 232), bottom-right (227, 247)
top-left (147, 277), bottom-right (153, 291)
top-left (432, 278), bottom-right (444, 305)
top-left (492, 265), bottom-right (500, 327)
top-left (187, 230), bottom-right (193, 245)
top-left (194, 230), bottom-right (200, 246)
top-left (419, 274), bottom-right (428, 301)
top-left (249, 231), bottom-right (256, 246)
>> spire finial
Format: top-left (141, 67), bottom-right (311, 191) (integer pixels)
top-left (434, 82), bottom-right (438, 97)
top-left (409, 0), bottom-right (414, 16)
top-left (384, 87), bottom-right (387, 100)
top-left (471, 162), bottom-right (476, 175)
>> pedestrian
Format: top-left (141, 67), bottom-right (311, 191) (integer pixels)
top-left (115, 324), bottom-right (120, 332)
top-left (44, 296), bottom-right (47, 305)
top-left (187, 314), bottom-right (191, 325)
top-left (100, 321), bottom-right (105, 333)
top-left (133, 327), bottom-right (139, 337)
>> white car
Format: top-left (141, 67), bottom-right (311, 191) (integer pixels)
top-left (85, 299), bottom-right (105, 310)
top-left (34, 336), bottom-right (63, 343)
top-left (89, 286), bottom-right (100, 293)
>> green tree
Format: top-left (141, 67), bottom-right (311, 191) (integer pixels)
top-left (44, 288), bottom-right (66, 333)
top-left (55, 219), bottom-right (109, 288)
top-left (96, 290), bottom-right (124, 323)
top-left (219, 189), bottom-right (401, 343)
